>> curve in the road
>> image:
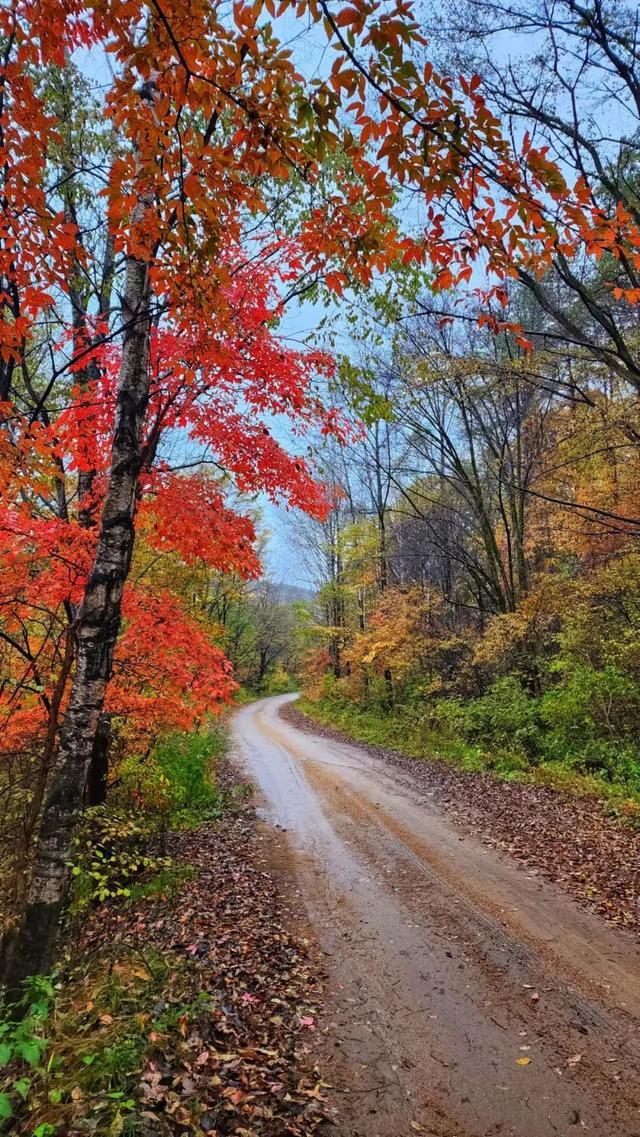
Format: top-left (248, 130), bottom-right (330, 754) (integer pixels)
top-left (232, 693), bottom-right (640, 1137)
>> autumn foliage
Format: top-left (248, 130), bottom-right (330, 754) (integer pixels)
top-left (0, 256), bottom-right (338, 756)
top-left (302, 354), bottom-right (640, 799)
top-left (1, 0), bottom-right (640, 988)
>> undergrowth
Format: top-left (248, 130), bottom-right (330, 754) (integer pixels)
top-left (0, 944), bottom-right (204, 1135)
top-left (0, 721), bottom-right (229, 1133)
top-left (297, 692), bottom-right (640, 814)
top-left (69, 725), bottom-right (228, 913)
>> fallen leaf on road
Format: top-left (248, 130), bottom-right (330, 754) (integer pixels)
top-left (516, 1057), bottom-right (532, 1066)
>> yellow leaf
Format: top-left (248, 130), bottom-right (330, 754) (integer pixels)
top-left (516, 1057), bottom-right (532, 1066)
top-left (132, 966), bottom-right (151, 981)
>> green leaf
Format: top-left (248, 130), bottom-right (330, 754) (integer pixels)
top-left (0, 1093), bottom-right (12, 1120)
top-left (13, 1077), bottom-right (30, 1101)
top-left (0, 1042), bottom-right (12, 1066)
top-left (29, 1001), bottom-right (50, 1020)
top-left (15, 1039), bottom-right (43, 1066)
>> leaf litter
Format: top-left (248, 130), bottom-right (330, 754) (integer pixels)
top-left (74, 771), bottom-right (330, 1136)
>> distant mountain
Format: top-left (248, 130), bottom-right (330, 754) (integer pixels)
top-left (272, 582), bottom-right (315, 604)
top-left (248, 580), bottom-right (315, 604)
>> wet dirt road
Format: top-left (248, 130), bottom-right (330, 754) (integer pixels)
top-left (232, 694), bottom-right (640, 1137)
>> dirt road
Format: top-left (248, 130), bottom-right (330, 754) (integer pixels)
top-left (232, 694), bottom-right (640, 1137)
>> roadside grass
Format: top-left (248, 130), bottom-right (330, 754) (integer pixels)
top-left (125, 864), bottom-right (195, 903)
top-left (297, 696), bottom-right (640, 818)
top-left (152, 725), bottom-right (229, 825)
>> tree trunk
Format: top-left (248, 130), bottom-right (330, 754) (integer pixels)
top-left (383, 668), bottom-right (394, 710)
top-left (85, 714), bottom-right (112, 807)
top-left (1, 232), bottom-right (152, 994)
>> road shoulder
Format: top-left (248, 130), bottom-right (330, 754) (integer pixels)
top-left (281, 699), bottom-right (640, 942)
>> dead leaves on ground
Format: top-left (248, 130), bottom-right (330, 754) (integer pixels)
top-left (78, 802), bottom-right (329, 1136)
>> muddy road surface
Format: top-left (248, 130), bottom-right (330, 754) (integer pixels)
top-left (232, 694), bottom-right (640, 1137)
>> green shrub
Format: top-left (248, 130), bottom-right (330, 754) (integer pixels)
top-left (463, 677), bottom-right (543, 758)
top-left (418, 696), bottom-right (466, 736)
top-left (71, 806), bottom-right (169, 912)
top-left (152, 726), bottom-right (227, 823)
top-left (119, 725), bottom-right (227, 827)
top-left (571, 740), bottom-right (640, 788)
top-left (0, 975), bottom-right (54, 1128)
top-left (541, 663), bottom-right (640, 743)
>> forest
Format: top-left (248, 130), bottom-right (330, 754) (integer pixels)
top-left (1, 1), bottom-right (640, 1135)
top-left (296, 291), bottom-right (640, 799)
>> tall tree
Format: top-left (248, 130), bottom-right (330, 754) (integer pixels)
top-left (2, 0), bottom-right (384, 982)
